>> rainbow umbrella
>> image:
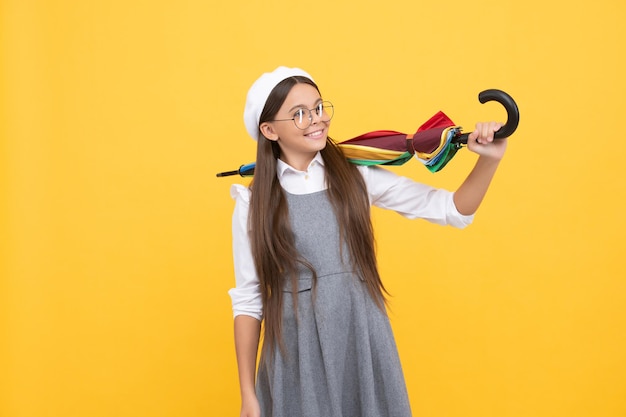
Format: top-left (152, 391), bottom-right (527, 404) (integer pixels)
top-left (216, 89), bottom-right (519, 177)
top-left (339, 110), bottom-right (462, 173)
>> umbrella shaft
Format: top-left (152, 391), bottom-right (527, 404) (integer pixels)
top-left (453, 133), bottom-right (469, 145)
top-left (216, 170), bottom-right (239, 177)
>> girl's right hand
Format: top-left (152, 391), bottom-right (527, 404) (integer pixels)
top-left (240, 393), bottom-right (261, 417)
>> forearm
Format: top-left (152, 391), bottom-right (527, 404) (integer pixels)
top-left (453, 156), bottom-right (501, 215)
top-left (234, 314), bottom-right (262, 397)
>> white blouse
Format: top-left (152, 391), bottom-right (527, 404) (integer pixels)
top-left (228, 152), bottom-right (473, 320)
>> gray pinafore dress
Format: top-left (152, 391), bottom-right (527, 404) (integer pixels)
top-left (256, 190), bottom-right (412, 417)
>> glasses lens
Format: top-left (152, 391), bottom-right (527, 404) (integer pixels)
top-left (322, 102), bottom-right (333, 121)
top-left (315, 103), bottom-right (324, 118)
top-left (294, 109), bottom-right (305, 128)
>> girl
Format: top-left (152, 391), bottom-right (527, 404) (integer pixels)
top-left (229, 66), bottom-right (507, 417)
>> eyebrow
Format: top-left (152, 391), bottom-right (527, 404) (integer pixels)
top-left (287, 98), bottom-right (323, 113)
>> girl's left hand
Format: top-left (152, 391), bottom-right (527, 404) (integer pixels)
top-left (466, 121), bottom-right (507, 161)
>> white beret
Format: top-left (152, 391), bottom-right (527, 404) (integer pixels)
top-left (243, 66), bottom-right (314, 141)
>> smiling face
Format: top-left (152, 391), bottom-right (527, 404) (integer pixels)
top-left (259, 83), bottom-right (330, 171)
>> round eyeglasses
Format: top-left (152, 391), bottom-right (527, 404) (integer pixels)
top-left (271, 101), bottom-right (334, 130)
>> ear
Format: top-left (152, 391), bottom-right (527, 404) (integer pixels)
top-left (259, 122), bottom-right (279, 141)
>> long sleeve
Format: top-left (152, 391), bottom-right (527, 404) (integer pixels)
top-left (228, 184), bottom-right (263, 321)
top-left (359, 165), bottom-right (474, 229)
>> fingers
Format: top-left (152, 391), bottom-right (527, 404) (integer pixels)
top-left (473, 121), bottom-right (503, 144)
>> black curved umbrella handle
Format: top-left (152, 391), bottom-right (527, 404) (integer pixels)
top-left (453, 89), bottom-right (520, 145)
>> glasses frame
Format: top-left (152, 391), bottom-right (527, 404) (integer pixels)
top-left (271, 101), bottom-right (334, 130)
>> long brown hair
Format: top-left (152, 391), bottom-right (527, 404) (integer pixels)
top-left (248, 76), bottom-right (387, 355)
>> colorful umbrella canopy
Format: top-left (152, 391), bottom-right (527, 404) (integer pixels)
top-left (338, 111), bottom-right (462, 173)
top-left (216, 89), bottom-right (519, 177)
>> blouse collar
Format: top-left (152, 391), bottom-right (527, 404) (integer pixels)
top-left (276, 152), bottom-right (325, 179)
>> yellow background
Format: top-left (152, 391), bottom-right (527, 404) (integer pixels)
top-left (2, 0), bottom-right (625, 416)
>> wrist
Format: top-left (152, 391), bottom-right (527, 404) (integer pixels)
top-left (241, 386), bottom-right (257, 398)
top-left (476, 154), bottom-right (503, 166)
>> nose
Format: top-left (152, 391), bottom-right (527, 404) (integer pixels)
top-left (309, 109), bottom-right (323, 125)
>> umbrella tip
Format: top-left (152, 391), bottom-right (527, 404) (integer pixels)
top-left (216, 170), bottom-right (238, 177)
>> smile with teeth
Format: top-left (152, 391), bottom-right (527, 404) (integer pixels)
top-left (305, 129), bottom-right (324, 139)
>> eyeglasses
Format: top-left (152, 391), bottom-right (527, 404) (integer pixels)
top-left (271, 101), bottom-right (334, 130)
